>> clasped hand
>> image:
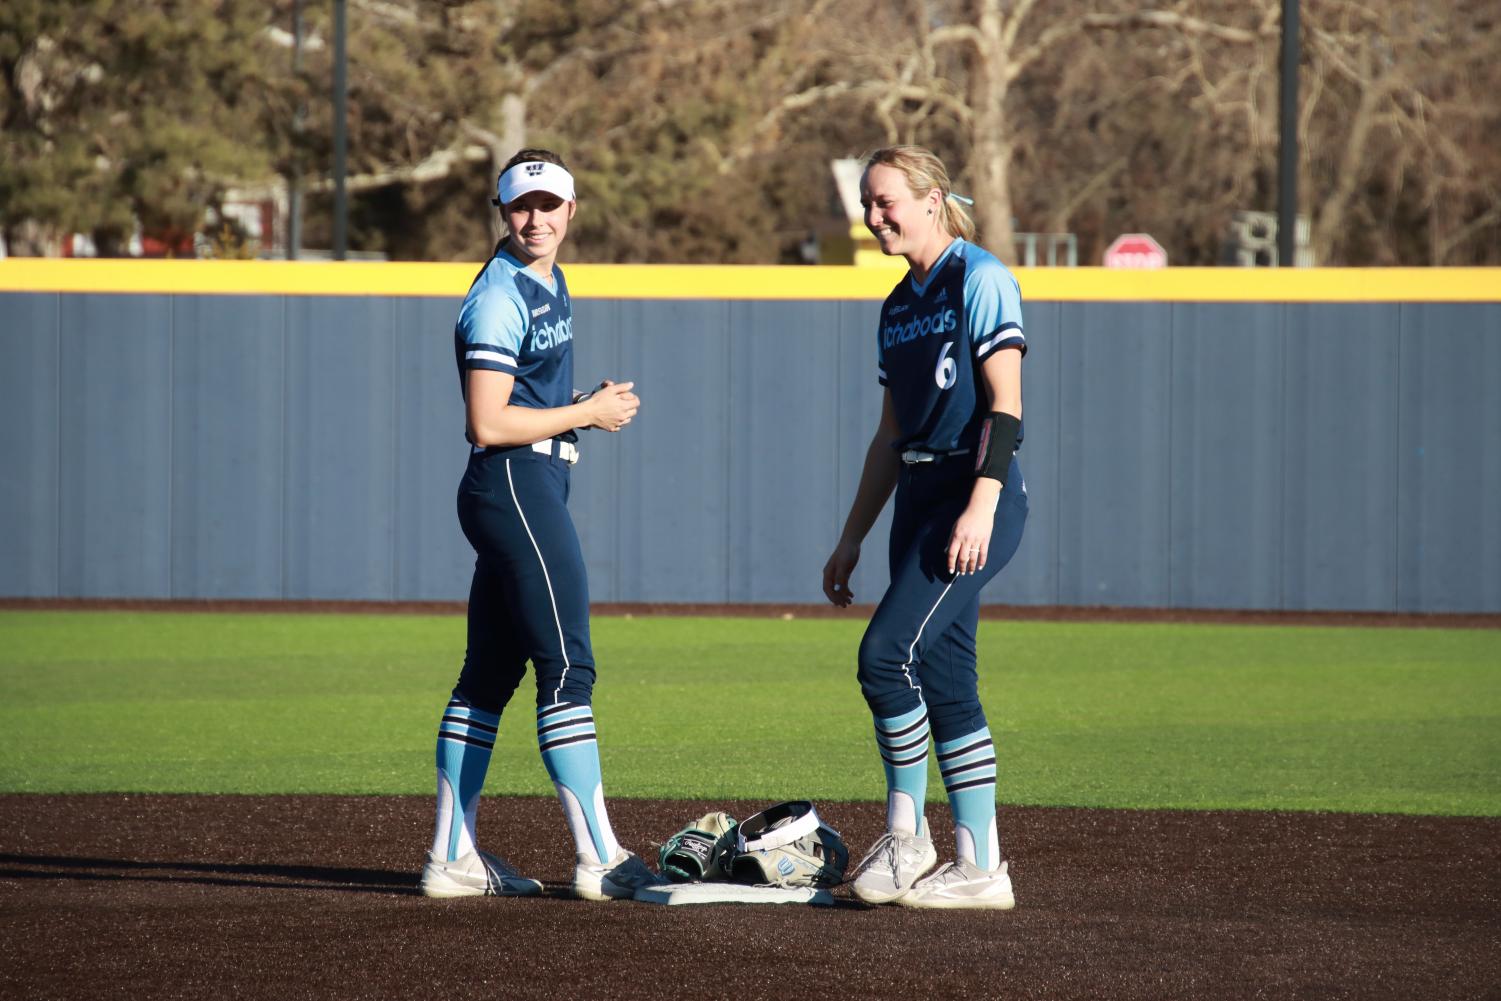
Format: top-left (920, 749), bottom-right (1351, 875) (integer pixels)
top-left (582, 380), bottom-right (639, 432)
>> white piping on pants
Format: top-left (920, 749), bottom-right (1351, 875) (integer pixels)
top-left (505, 458), bottom-right (572, 704)
top-left (899, 579), bottom-right (954, 700)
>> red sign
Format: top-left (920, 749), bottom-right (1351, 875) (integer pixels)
top-left (1103, 233), bottom-right (1167, 269)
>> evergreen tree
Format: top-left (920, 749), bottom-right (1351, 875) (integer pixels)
top-left (1, 0), bottom-right (285, 254)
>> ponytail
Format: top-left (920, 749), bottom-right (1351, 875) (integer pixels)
top-left (939, 194), bottom-right (976, 243)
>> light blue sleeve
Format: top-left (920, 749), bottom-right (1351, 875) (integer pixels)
top-left (458, 280), bottom-right (528, 374)
top-left (965, 258), bottom-right (1026, 361)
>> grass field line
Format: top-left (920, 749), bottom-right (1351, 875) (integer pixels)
top-left (0, 610), bottom-right (1497, 816)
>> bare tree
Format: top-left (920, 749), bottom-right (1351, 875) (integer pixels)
top-left (710, 0), bottom-right (1280, 262)
top-left (1298, 0), bottom-right (1501, 264)
top-left (14, 0), bottom-right (1493, 264)
top-left (747, 0), bottom-right (1500, 266)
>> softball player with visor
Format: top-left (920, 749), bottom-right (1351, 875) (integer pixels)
top-left (824, 145), bottom-right (1027, 909)
top-left (420, 148), bottom-right (664, 901)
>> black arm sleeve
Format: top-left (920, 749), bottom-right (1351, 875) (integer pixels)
top-left (973, 412), bottom-right (1021, 486)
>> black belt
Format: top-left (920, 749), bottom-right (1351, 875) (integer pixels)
top-left (900, 448), bottom-right (970, 465)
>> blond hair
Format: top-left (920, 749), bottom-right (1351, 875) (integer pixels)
top-left (863, 145), bottom-right (976, 243)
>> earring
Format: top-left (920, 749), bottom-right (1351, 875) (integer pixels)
top-left (927, 209), bottom-right (933, 215)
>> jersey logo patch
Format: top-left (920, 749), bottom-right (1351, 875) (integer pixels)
top-left (531, 303), bottom-right (552, 318)
top-left (934, 287), bottom-right (949, 304)
top-left (530, 316), bottom-right (574, 351)
top-left (882, 307), bottom-right (958, 349)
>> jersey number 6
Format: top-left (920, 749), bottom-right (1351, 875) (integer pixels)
top-left (934, 340), bottom-right (957, 390)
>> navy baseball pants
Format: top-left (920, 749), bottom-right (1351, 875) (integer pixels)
top-left (857, 456), bottom-right (1028, 737)
top-left (453, 447), bottom-right (596, 714)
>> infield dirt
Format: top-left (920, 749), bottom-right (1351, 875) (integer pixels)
top-left (2, 794), bottom-right (1497, 1001)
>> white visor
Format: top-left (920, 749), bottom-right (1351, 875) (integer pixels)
top-left (496, 161), bottom-right (575, 206)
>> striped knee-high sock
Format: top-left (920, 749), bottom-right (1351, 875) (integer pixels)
top-left (874, 705), bottom-right (931, 835)
top-left (937, 726), bottom-right (1000, 870)
top-left (537, 702), bottom-right (620, 865)
top-left (431, 695), bottom-right (499, 861)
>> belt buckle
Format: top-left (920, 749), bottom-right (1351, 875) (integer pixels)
top-left (901, 449), bottom-right (935, 464)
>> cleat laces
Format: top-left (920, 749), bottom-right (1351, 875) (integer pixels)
top-left (853, 832), bottom-right (899, 881)
top-left (478, 852), bottom-right (523, 892)
top-left (854, 831), bottom-right (929, 886)
top-left (923, 862), bottom-right (967, 886)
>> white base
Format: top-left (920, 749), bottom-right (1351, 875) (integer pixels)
top-left (633, 882), bottom-right (835, 906)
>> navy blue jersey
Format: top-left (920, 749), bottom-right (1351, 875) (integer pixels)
top-left (876, 238), bottom-right (1026, 455)
top-left (453, 245), bottom-right (574, 440)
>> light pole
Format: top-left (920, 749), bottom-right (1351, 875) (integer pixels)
top-left (332, 0), bottom-right (348, 260)
top-left (1278, 0), bottom-right (1299, 266)
top-left (288, 0), bottom-right (303, 259)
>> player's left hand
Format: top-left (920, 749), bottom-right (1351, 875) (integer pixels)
top-left (582, 380), bottom-right (639, 432)
top-left (946, 505), bottom-right (994, 577)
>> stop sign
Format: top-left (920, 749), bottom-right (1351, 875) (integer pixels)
top-left (1103, 233), bottom-right (1168, 269)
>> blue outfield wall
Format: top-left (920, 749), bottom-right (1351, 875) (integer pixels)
top-left (1, 281), bottom-right (1498, 613)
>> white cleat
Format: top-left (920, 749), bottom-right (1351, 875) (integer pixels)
top-left (573, 849), bottom-right (667, 901)
top-left (897, 858), bottom-right (1016, 910)
top-left (420, 849), bottom-right (543, 899)
top-left (851, 820), bottom-right (939, 904)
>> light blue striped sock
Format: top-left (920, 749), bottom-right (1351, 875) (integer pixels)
top-left (432, 695), bottom-right (500, 861)
top-left (537, 702), bottom-right (620, 865)
top-left (874, 705), bottom-right (931, 835)
top-left (937, 726), bottom-right (999, 869)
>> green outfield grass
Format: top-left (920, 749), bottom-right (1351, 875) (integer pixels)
top-left (0, 610), bottom-right (1497, 815)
